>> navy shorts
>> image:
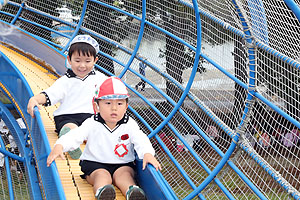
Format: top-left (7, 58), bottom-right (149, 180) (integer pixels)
top-left (54, 113), bottom-right (93, 133)
top-left (79, 160), bottom-right (136, 179)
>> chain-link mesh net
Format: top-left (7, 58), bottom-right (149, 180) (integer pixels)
top-left (0, 0), bottom-right (299, 199)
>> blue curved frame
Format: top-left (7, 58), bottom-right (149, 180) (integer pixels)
top-left (0, 101), bottom-right (42, 200)
top-left (183, 0), bottom-right (267, 199)
top-left (0, 51), bottom-right (66, 199)
top-left (0, 0), bottom-right (300, 199)
top-left (247, 0), bottom-right (269, 44)
top-left (284, 0), bottom-right (300, 21)
top-left (62, 0), bottom-right (88, 52)
top-left (0, 121), bottom-right (14, 200)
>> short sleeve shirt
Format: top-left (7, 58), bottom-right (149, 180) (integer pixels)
top-left (43, 69), bottom-right (107, 116)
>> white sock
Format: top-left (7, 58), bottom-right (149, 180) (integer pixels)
top-left (95, 186), bottom-right (103, 197)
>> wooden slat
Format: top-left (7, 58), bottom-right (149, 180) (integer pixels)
top-left (0, 44), bottom-right (125, 200)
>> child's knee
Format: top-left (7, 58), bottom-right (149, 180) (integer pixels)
top-left (58, 126), bottom-right (71, 137)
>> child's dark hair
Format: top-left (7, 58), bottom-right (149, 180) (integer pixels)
top-left (68, 42), bottom-right (97, 60)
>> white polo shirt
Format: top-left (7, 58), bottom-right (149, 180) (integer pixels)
top-left (55, 114), bottom-right (155, 163)
top-left (43, 69), bottom-right (107, 116)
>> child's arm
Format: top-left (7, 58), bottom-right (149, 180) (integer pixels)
top-left (27, 93), bottom-right (47, 118)
top-left (143, 153), bottom-right (162, 171)
top-left (47, 144), bottom-right (65, 167)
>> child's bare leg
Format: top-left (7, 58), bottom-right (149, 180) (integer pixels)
top-left (86, 169), bottom-right (112, 195)
top-left (112, 166), bottom-right (135, 196)
top-left (59, 123), bottom-right (82, 159)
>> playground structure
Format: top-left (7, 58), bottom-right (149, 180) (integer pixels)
top-left (0, 0), bottom-right (300, 199)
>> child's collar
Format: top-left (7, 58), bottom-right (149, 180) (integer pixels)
top-left (65, 68), bottom-right (96, 79)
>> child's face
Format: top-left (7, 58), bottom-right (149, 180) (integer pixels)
top-left (67, 50), bottom-right (98, 79)
top-left (94, 99), bottom-right (128, 129)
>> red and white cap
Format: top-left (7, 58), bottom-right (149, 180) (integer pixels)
top-left (94, 77), bottom-right (129, 100)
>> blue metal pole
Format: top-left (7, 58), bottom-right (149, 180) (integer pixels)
top-left (118, 0), bottom-right (147, 78)
top-left (147, 0), bottom-right (202, 145)
top-left (0, 148), bottom-right (24, 162)
top-left (247, 0), bottom-right (269, 44)
top-left (33, 108), bottom-right (66, 200)
top-left (0, 139), bottom-right (14, 200)
top-left (183, 137), bottom-right (239, 200)
top-left (10, 2), bottom-right (24, 25)
top-left (230, 0), bottom-right (268, 199)
top-left (62, 0), bottom-right (88, 53)
top-left (284, 0), bottom-right (300, 22)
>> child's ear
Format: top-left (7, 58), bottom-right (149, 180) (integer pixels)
top-left (93, 102), bottom-right (100, 112)
top-left (67, 55), bottom-right (71, 64)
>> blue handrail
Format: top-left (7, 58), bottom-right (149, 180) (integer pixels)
top-left (0, 50), bottom-right (66, 199)
top-left (0, 101), bottom-right (42, 200)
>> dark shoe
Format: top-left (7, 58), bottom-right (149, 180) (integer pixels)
top-left (96, 184), bottom-right (116, 200)
top-left (126, 185), bottom-right (146, 200)
top-left (58, 127), bottom-right (82, 159)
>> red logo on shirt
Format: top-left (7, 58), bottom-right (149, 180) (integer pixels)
top-left (121, 134), bottom-right (129, 140)
top-left (114, 143), bottom-right (128, 157)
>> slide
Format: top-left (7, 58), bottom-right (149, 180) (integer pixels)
top-left (1, 0), bottom-right (300, 200)
top-left (0, 22), bottom-right (168, 200)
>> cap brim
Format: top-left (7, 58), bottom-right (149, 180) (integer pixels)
top-left (99, 94), bottom-right (129, 100)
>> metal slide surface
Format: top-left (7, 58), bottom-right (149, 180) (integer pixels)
top-left (0, 44), bottom-right (125, 200)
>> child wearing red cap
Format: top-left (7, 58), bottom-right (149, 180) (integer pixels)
top-left (47, 77), bottom-right (161, 200)
top-left (27, 35), bottom-right (107, 159)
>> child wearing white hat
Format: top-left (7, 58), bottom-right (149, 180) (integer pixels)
top-left (47, 77), bottom-right (161, 200)
top-left (27, 34), bottom-right (107, 159)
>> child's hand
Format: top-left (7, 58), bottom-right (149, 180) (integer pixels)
top-left (143, 153), bottom-right (162, 171)
top-left (27, 97), bottom-right (41, 118)
top-left (47, 144), bottom-right (65, 167)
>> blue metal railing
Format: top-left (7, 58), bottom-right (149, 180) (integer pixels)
top-left (0, 0), bottom-right (300, 199)
top-left (0, 100), bottom-right (43, 200)
top-left (0, 51), bottom-right (66, 199)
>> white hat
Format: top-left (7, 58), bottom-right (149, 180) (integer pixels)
top-left (94, 77), bottom-right (129, 100)
top-left (69, 34), bottom-right (99, 53)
